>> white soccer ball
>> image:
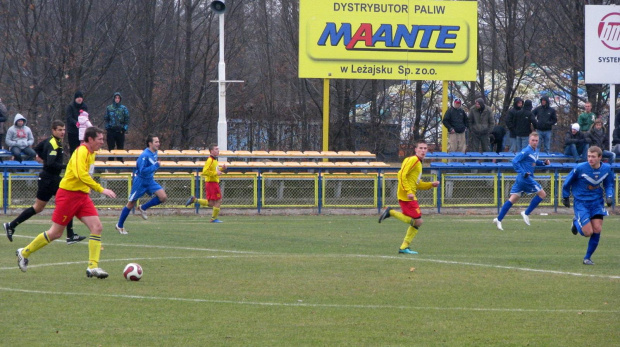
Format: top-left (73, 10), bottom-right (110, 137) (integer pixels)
top-left (123, 263), bottom-right (143, 281)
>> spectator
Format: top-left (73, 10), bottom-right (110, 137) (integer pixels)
top-left (66, 90), bottom-right (88, 154)
top-left (105, 92), bottom-right (129, 162)
top-left (533, 96), bottom-right (557, 153)
top-left (612, 127), bottom-right (620, 158)
top-left (77, 110), bottom-right (93, 143)
top-left (490, 122), bottom-right (506, 154)
top-left (441, 98), bottom-right (468, 153)
top-left (564, 123), bottom-right (589, 162)
top-left (0, 98), bottom-right (7, 148)
top-left (578, 102), bottom-right (596, 133)
top-left (587, 120), bottom-right (615, 162)
top-left (5, 114), bottom-right (35, 162)
top-left (614, 106), bottom-right (620, 130)
top-left (468, 98), bottom-right (494, 153)
top-left (506, 97), bottom-right (522, 152)
top-left (514, 99), bottom-right (536, 151)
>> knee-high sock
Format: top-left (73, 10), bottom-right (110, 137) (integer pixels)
top-left (195, 198), bottom-right (209, 207)
top-left (141, 196), bottom-right (161, 210)
top-left (22, 232), bottom-right (50, 258)
top-left (585, 233), bottom-right (600, 260)
top-left (212, 207), bottom-right (220, 220)
top-left (525, 195), bottom-right (543, 215)
top-left (497, 201), bottom-right (513, 221)
top-left (88, 234), bottom-right (102, 269)
top-left (11, 207), bottom-right (37, 229)
top-left (390, 210), bottom-right (412, 225)
top-left (400, 226), bottom-right (419, 250)
top-left (117, 207), bottom-right (131, 228)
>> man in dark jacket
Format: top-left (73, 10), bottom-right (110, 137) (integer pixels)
top-left (587, 120), bottom-right (615, 162)
top-left (105, 92), bottom-right (130, 161)
top-left (66, 90), bottom-right (88, 155)
top-left (514, 100), bottom-right (536, 151)
top-left (490, 123), bottom-right (506, 154)
top-left (468, 98), bottom-right (494, 152)
top-left (442, 98), bottom-right (468, 153)
top-left (533, 96), bottom-right (557, 153)
top-left (0, 98), bottom-right (7, 149)
top-left (506, 97), bottom-right (523, 152)
top-left (564, 123), bottom-right (589, 162)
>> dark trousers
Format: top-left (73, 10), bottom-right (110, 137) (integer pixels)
top-left (107, 129), bottom-right (125, 162)
top-left (68, 132), bottom-right (80, 155)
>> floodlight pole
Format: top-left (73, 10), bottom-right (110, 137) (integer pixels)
top-left (217, 12), bottom-right (227, 152)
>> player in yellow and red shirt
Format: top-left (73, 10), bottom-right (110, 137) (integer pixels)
top-left (185, 143), bottom-right (227, 223)
top-left (16, 127), bottom-right (117, 278)
top-left (378, 140), bottom-right (439, 254)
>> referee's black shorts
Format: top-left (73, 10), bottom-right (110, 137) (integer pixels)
top-left (36, 172), bottom-right (62, 202)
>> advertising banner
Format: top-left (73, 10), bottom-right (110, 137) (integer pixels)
top-left (299, 0), bottom-right (478, 80)
top-left (585, 5), bottom-right (620, 84)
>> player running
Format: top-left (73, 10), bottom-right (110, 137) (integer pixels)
top-left (561, 146), bottom-right (614, 265)
top-left (115, 134), bottom-right (167, 234)
top-left (493, 132), bottom-right (550, 230)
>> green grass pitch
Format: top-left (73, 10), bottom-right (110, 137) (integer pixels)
top-left (1, 214), bottom-right (619, 346)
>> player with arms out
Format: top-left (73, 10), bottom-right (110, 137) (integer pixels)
top-left (561, 146), bottom-right (614, 265)
top-left (493, 132), bottom-right (550, 230)
top-left (115, 134), bottom-right (167, 234)
top-left (15, 127), bottom-right (116, 278)
top-left (4, 120), bottom-right (86, 244)
top-left (185, 144), bottom-right (226, 223)
top-left (378, 140), bottom-right (439, 254)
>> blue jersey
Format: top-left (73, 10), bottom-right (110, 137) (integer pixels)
top-left (135, 148), bottom-right (160, 179)
top-left (512, 145), bottom-right (545, 177)
top-left (562, 162), bottom-right (614, 202)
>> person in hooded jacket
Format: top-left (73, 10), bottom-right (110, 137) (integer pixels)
top-left (5, 114), bottom-right (35, 162)
top-left (105, 92), bottom-right (130, 162)
top-left (533, 96), bottom-right (557, 153)
top-left (514, 99), bottom-right (536, 151)
top-left (442, 98), bottom-right (468, 153)
top-left (506, 97), bottom-right (523, 152)
top-left (66, 90), bottom-right (88, 155)
top-left (468, 98), bottom-right (494, 153)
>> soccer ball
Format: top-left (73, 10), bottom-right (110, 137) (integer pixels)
top-left (123, 263), bottom-right (143, 281)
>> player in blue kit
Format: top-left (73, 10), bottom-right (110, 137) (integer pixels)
top-left (561, 146), bottom-right (614, 265)
top-left (115, 134), bottom-right (167, 234)
top-left (493, 132), bottom-right (550, 230)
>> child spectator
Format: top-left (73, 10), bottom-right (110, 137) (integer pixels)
top-left (77, 110), bottom-right (93, 143)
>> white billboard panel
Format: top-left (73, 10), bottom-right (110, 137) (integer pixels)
top-left (585, 5), bottom-right (620, 83)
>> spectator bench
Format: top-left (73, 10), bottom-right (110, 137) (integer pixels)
top-left (95, 149), bottom-right (376, 161)
top-left (425, 151), bottom-right (573, 161)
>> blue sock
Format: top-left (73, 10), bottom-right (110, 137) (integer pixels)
top-left (118, 207), bottom-right (131, 228)
top-left (525, 195), bottom-right (543, 215)
top-left (585, 233), bottom-right (600, 260)
top-left (497, 201), bottom-right (513, 221)
top-left (141, 196), bottom-right (161, 210)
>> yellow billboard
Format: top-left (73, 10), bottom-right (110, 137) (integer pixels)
top-left (299, 0), bottom-right (478, 80)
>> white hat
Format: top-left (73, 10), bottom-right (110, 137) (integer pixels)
top-left (571, 123), bottom-right (580, 131)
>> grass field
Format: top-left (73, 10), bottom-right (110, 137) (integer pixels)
top-left (1, 213), bottom-right (619, 346)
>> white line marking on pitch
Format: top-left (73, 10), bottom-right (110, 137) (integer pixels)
top-left (0, 286), bottom-right (617, 314)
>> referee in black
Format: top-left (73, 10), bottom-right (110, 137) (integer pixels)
top-left (4, 120), bottom-right (85, 244)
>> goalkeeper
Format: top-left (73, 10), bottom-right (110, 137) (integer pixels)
top-left (561, 146), bottom-right (614, 265)
top-left (493, 132), bottom-right (550, 230)
top-left (378, 140), bottom-right (439, 254)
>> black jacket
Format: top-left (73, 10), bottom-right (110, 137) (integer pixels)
top-left (613, 128), bottom-right (620, 146)
top-left (490, 125), bottom-right (506, 145)
top-left (513, 100), bottom-right (536, 137)
top-left (588, 127), bottom-right (608, 150)
top-left (442, 107), bottom-right (468, 133)
top-left (34, 135), bottom-right (66, 176)
top-left (533, 96), bottom-right (557, 131)
top-left (506, 97), bottom-right (522, 138)
top-left (564, 130), bottom-right (590, 148)
top-left (66, 101), bottom-right (88, 135)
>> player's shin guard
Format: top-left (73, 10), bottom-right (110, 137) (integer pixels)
top-left (195, 198), bottom-right (208, 207)
top-left (88, 234), bottom-right (102, 269)
top-left (497, 201), bottom-right (513, 221)
top-left (22, 232), bottom-right (51, 257)
top-left (525, 195), bottom-right (543, 215)
top-left (212, 207), bottom-right (220, 220)
top-left (391, 210), bottom-right (412, 225)
top-left (118, 207), bottom-right (131, 228)
top-left (141, 196), bottom-right (162, 210)
top-left (400, 226), bottom-right (419, 250)
top-left (585, 233), bottom-right (600, 260)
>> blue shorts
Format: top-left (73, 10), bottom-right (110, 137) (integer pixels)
top-left (509, 176), bottom-right (542, 196)
top-left (128, 176), bottom-right (163, 202)
top-left (573, 199), bottom-right (607, 228)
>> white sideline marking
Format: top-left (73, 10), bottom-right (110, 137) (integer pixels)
top-left (0, 286), bottom-right (617, 314)
top-left (5, 236), bottom-right (620, 280)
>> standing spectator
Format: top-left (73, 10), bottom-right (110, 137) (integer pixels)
top-left (506, 97), bottom-right (522, 152)
top-left (533, 96), bottom-right (557, 153)
top-left (514, 99), bottom-right (536, 150)
top-left (441, 98), bottom-right (468, 153)
top-left (468, 98), bottom-right (494, 153)
top-left (564, 123), bottom-right (589, 162)
top-left (578, 102), bottom-right (596, 133)
top-left (0, 98), bottom-right (8, 148)
top-left (105, 92), bottom-right (129, 162)
top-left (5, 114), bottom-right (35, 162)
top-left (77, 110), bottom-right (93, 143)
top-left (612, 127), bottom-right (620, 158)
top-left (66, 90), bottom-right (88, 154)
top-left (587, 120), bottom-right (615, 162)
top-left (490, 122), bottom-right (506, 154)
